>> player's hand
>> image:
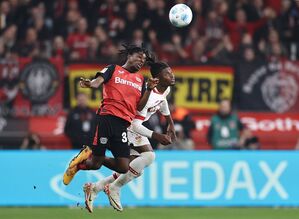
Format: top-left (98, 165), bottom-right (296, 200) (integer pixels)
top-left (79, 77), bottom-right (91, 88)
top-left (167, 125), bottom-right (177, 142)
top-left (147, 78), bottom-right (159, 90)
top-left (152, 132), bottom-right (172, 145)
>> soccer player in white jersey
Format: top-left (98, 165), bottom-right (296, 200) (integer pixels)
top-left (83, 59), bottom-right (176, 212)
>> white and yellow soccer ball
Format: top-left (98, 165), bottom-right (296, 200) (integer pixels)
top-left (169, 4), bottom-right (193, 28)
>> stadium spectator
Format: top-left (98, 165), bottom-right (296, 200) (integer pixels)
top-left (64, 93), bottom-right (96, 149)
top-left (87, 36), bottom-right (100, 61)
top-left (207, 99), bottom-right (250, 150)
top-left (2, 25), bottom-right (17, 53)
top-left (0, 0), bottom-right (295, 63)
top-left (261, 28), bottom-right (288, 59)
top-left (203, 10), bottom-right (224, 53)
top-left (222, 7), bottom-right (272, 50)
top-left (67, 17), bottom-right (89, 60)
top-left (0, 38), bottom-right (4, 58)
top-left (212, 34), bottom-right (234, 64)
top-left (0, 1), bottom-right (12, 31)
top-left (131, 29), bottom-right (144, 46)
top-left (190, 38), bottom-right (208, 63)
top-left (27, 2), bottom-right (53, 41)
top-left (18, 27), bottom-right (39, 57)
top-left (52, 35), bottom-right (69, 60)
top-left (121, 1), bottom-right (142, 41)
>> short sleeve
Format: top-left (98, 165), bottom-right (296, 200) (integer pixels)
top-left (94, 64), bottom-right (115, 83)
top-left (136, 105), bottom-right (148, 120)
top-left (159, 99), bottom-right (170, 116)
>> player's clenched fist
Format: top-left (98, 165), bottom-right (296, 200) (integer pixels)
top-left (152, 132), bottom-right (172, 145)
top-left (80, 77), bottom-right (91, 88)
top-left (146, 78), bottom-right (159, 90)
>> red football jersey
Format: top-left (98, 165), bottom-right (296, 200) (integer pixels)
top-left (97, 65), bottom-right (145, 123)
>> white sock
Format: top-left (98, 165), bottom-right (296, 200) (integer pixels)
top-left (94, 172), bottom-right (119, 192)
top-left (112, 151), bottom-right (155, 188)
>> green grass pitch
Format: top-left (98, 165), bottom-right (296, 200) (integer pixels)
top-left (1, 207), bottom-right (299, 219)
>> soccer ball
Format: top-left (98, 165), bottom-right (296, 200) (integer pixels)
top-left (169, 4), bottom-right (193, 28)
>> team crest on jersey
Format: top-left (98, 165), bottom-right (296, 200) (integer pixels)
top-left (136, 77), bottom-right (142, 82)
top-left (100, 67), bottom-right (108, 73)
top-left (135, 135), bottom-right (142, 143)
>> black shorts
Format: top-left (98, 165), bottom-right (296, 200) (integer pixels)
top-left (91, 114), bottom-right (130, 158)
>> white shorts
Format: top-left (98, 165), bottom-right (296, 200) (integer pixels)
top-left (127, 127), bottom-right (150, 156)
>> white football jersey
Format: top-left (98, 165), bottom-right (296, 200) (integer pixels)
top-left (135, 87), bottom-right (171, 122)
top-left (128, 87), bottom-right (171, 148)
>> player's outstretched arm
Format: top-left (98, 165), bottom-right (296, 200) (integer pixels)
top-left (137, 78), bottom-right (159, 111)
top-left (79, 76), bottom-right (104, 89)
top-left (164, 115), bottom-right (177, 141)
top-left (132, 119), bottom-right (172, 145)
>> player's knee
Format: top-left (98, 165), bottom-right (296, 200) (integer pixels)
top-left (117, 166), bottom-right (129, 174)
top-left (92, 161), bottom-right (102, 169)
top-left (141, 151), bottom-right (155, 166)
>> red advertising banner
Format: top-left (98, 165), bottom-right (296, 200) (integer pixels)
top-left (0, 57), bottom-right (64, 117)
top-left (192, 112), bottom-right (299, 150)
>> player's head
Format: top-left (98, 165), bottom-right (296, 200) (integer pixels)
top-left (147, 57), bottom-right (175, 87)
top-left (218, 98), bottom-right (232, 116)
top-left (119, 44), bottom-right (149, 72)
top-left (76, 92), bottom-right (88, 108)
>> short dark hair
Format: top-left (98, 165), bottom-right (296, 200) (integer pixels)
top-left (146, 55), bottom-right (169, 78)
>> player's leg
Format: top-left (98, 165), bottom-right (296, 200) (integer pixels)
top-left (105, 131), bottom-right (154, 211)
top-left (108, 144), bottom-right (154, 188)
top-left (63, 115), bottom-right (108, 185)
top-left (83, 172), bottom-right (120, 213)
top-left (84, 149), bottom-right (152, 212)
top-left (103, 118), bottom-right (131, 212)
top-left (103, 156), bottom-right (130, 173)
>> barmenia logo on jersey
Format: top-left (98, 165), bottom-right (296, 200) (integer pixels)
top-left (115, 77), bottom-right (142, 91)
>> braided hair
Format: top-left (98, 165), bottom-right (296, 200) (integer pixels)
top-left (146, 54), bottom-right (169, 78)
top-left (118, 43), bottom-right (153, 65)
top-left (119, 43), bottom-right (155, 58)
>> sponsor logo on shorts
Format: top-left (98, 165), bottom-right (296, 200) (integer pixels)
top-left (100, 137), bottom-right (108, 144)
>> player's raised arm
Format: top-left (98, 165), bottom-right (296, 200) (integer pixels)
top-left (131, 118), bottom-right (172, 145)
top-left (80, 65), bottom-right (115, 89)
top-left (137, 77), bottom-right (159, 111)
top-left (79, 76), bottom-right (104, 89)
top-left (165, 115), bottom-right (177, 141)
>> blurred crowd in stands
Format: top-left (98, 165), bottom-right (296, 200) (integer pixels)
top-left (0, 0), bottom-right (299, 64)
top-left (1, 0), bottom-right (299, 150)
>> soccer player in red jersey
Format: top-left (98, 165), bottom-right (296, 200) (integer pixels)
top-left (83, 58), bottom-right (176, 212)
top-left (63, 45), bottom-right (161, 185)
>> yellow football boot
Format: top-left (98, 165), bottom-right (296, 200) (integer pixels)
top-left (62, 145), bottom-right (92, 185)
top-left (63, 165), bottom-right (78, 185)
top-left (69, 145), bottom-right (92, 168)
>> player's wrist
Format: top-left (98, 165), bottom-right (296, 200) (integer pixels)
top-left (146, 86), bottom-right (153, 91)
